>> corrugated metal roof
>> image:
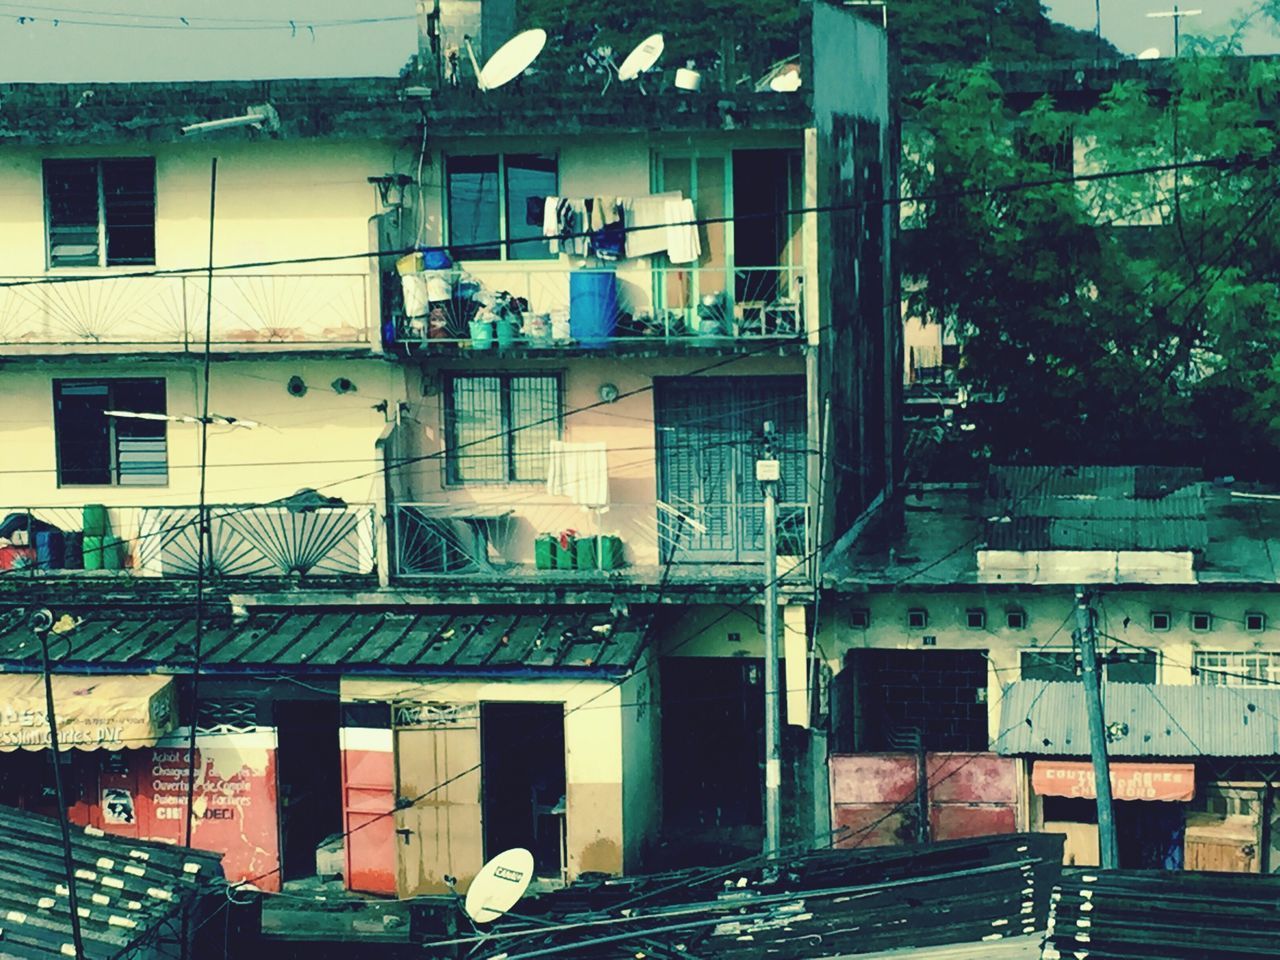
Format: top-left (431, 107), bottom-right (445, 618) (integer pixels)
top-left (983, 517), bottom-right (1209, 551)
top-left (0, 804), bottom-right (222, 959)
top-left (998, 680), bottom-right (1280, 757)
top-left (0, 608), bottom-right (651, 677)
top-left (989, 466), bottom-right (1202, 502)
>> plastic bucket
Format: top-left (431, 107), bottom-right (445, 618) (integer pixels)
top-left (102, 535), bottom-right (123, 570)
top-left (570, 271), bottom-right (618, 346)
top-left (469, 321), bottom-right (494, 348)
top-left (82, 504), bottom-right (108, 537)
top-left (495, 317), bottom-right (519, 347)
top-left (83, 535), bottom-right (105, 570)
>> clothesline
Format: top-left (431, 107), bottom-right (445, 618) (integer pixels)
top-left (530, 192), bottom-right (702, 264)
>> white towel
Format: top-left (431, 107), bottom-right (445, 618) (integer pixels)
top-left (624, 192), bottom-right (680, 258)
top-left (546, 440), bottom-right (609, 508)
top-left (666, 198), bottom-right (702, 264)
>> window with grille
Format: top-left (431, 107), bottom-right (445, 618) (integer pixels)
top-left (44, 158), bottom-right (156, 267)
top-left (53, 379), bottom-right (167, 486)
top-left (1021, 648), bottom-right (1156, 683)
top-left (445, 154), bottom-right (557, 261)
top-left (1195, 651), bottom-right (1280, 686)
top-left (444, 374), bottom-right (561, 483)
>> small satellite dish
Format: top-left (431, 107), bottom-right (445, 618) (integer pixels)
top-left (1137, 47), bottom-right (1161, 60)
top-left (769, 66), bottom-right (802, 93)
top-left (618, 33), bottom-right (664, 82)
top-left (476, 29), bottom-right (547, 92)
top-left (464, 848), bottom-right (534, 924)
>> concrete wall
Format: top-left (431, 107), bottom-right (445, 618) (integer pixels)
top-left (341, 674), bottom-right (652, 880)
top-left (620, 648), bottom-right (662, 869)
top-left (821, 589), bottom-right (1280, 747)
top-left (394, 356), bottom-right (805, 569)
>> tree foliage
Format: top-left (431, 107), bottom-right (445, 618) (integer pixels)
top-left (903, 51), bottom-right (1280, 473)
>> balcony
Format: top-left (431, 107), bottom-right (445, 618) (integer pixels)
top-left (385, 264), bottom-right (805, 356)
top-left (0, 502), bottom-right (376, 580)
top-left (389, 498), bottom-right (812, 586)
top-left (0, 273), bottom-right (374, 353)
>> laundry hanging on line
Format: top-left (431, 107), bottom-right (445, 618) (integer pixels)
top-left (530, 193), bottom-right (701, 263)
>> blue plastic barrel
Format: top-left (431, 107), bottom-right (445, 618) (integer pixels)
top-left (569, 270), bottom-right (618, 346)
top-left (35, 530), bottom-right (64, 570)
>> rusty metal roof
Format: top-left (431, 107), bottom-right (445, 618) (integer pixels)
top-left (0, 607), bottom-right (651, 678)
top-left (998, 679), bottom-right (1280, 758)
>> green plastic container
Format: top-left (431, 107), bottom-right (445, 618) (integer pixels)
top-left (82, 504), bottom-right (108, 537)
top-left (102, 535), bottom-right (123, 570)
top-left (83, 535), bottom-right (105, 570)
top-left (535, 535), bottom-right (556, 570)
top-left (554, 536), bottom-right (577, 570)
top-left (599, 535), bottom-right (623, 570)
top-left (575, 536), bottom-right (598, 570)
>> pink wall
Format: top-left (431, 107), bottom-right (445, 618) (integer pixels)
top-left (340, 727), bottom-right (397, 895)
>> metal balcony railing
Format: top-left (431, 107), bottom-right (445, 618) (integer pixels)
top-left (0, 502), bottom-right (376, 577)
top-left (0, 273), bottom-right (372, 348)
top-left (389, 498), bottom-right (811, 580)
top-left (390, 264), bottom-right (804, 349)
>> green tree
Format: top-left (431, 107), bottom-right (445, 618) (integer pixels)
top-left (903, 51), bottom-right (1280, 473)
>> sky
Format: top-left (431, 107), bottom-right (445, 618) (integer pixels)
top-left (0, 1), bottom-right (1277, 82)
top-left (1046, 0), bottom-right (1280, 56)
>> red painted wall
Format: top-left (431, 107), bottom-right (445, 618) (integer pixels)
top-left (830, 752), bottom-right (1017, 849)
top-left (65, 732), bottom-right (282, 891)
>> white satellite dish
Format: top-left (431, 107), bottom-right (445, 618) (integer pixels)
top-left (769, 66), bottom-right (802, 93)
top-left (464, 847), bottom-right (534, 924)
top-left (1137, 47), bottom-right (1162, 60)
top-left (618, 33), bottom-right (664, 82)
top-left (476, 29), bottom-right (547, 92)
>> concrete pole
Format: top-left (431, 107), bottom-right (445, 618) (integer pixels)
top-left (1075, 587), bottom-right (1118, 868)
top-left (759, 422), bottom-right (782, 856)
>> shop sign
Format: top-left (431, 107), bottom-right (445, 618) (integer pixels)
top-left (1032, 760), bottom-right (1195, 802)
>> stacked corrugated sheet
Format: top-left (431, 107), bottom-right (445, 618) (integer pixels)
top-left (423, 833), bottom-right (1065, 959)
top-left (0, 804), bottom-right (224, 959)
top-left (1045, 869), bottom-right (1280, 959)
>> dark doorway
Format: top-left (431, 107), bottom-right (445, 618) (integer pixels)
top-left (661, 657), bottom-right (766, 836)
top-left (275, 700), bottom-right (343, 880)
top-left (480, 702), bottom-right (566, 877)
top-left (731, 149), bottom-right (801, 319)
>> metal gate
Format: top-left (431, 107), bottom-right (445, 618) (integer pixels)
top-left (654, 376), bottom-right (806, 563)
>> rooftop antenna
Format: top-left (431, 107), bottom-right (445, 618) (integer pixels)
top-left (466, 28), bottom-right (547, 91)
top-left (614, 33), bottom-right (664, 95)
top-left (1146, 6), bottom-right (1201, 57)
top-left (105, 410), bottom-right (261, 429)
top-left (181, 104), bottom-right (279, 136)
top-left (463, 847), bottom-right (535, 924)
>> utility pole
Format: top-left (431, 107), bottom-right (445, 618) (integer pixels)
top-left (1147, 6), bottom-right (1202, 58)
top-left (1075, 588), bottom-right (1118, 868)
top-left (758, 421), bottom-right (782, 856)
top-left (31, 609), bottom-right (85, 960)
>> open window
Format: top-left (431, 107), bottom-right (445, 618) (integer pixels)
top-left (53, 378), bottom-right (167, 486)
top-left (44, 158), bottom-right (156, 268)
top-left (445, 154), bottom-right (557, 261)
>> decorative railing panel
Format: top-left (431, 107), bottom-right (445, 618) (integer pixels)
top-left (0, 273), bottom-right (371, 348)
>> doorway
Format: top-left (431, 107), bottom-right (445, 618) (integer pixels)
top-left (480, 702), bottom-right (566, 878)
top-left (275, 700), bottom-right (343, 880)
top-left (732, 149), bottom-right (802, 320)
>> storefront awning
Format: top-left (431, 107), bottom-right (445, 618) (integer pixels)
top-left (0, 674), bottom-right (177, 752)
top-left (1032, 760), bottom-right (1195, 802)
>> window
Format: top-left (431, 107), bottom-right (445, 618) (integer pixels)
top-left (1006, 609), bottom-right (1027, 630)
top-left (906, 609), bottom-right (928, 629)
top-left (1246, 612), bottom-right (1267, 633)
top-left (53, 379), bottom-right (167, 486)
top-left (966, 609), bottom-right (986, 629)
top-left (1021, 648), bottom-right (1156, 684)
top-left (44, 159), bottom-right (155, 267)
top-left (444, 374), bottom-right (561, 483)
top-left (1195, 651), bottom-right (1280, 686)
top-left (1190, 612), bottom-right (1213, 632)
top-left (849, 609), bottom-right (870, 629)
top-left (445, 154), bottom-right (557, 261)
top-left (1150, 611), bottom-right (1172, 632)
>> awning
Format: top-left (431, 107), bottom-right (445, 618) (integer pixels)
top-left (0, 674), bottom-right (177, 751)
top-left (1032, 760), bottom-right (1195, 802)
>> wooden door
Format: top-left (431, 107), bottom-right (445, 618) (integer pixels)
top-left (393, 702), bottom-right (483, 897)
top-left (1185, 784), bottom-right (1264, 874)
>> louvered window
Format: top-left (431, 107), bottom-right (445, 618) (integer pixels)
top-left (44, 158), bottom-right (156, 267)
top-left (53, 378), bottom-right (167, 486)
top-left (444, 374), bottom-right (561, 483)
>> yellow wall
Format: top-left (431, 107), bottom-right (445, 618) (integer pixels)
top-left (341, 674), bottom-right (651, 880)
top-left (2, 358), bottom-right (400, 509)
